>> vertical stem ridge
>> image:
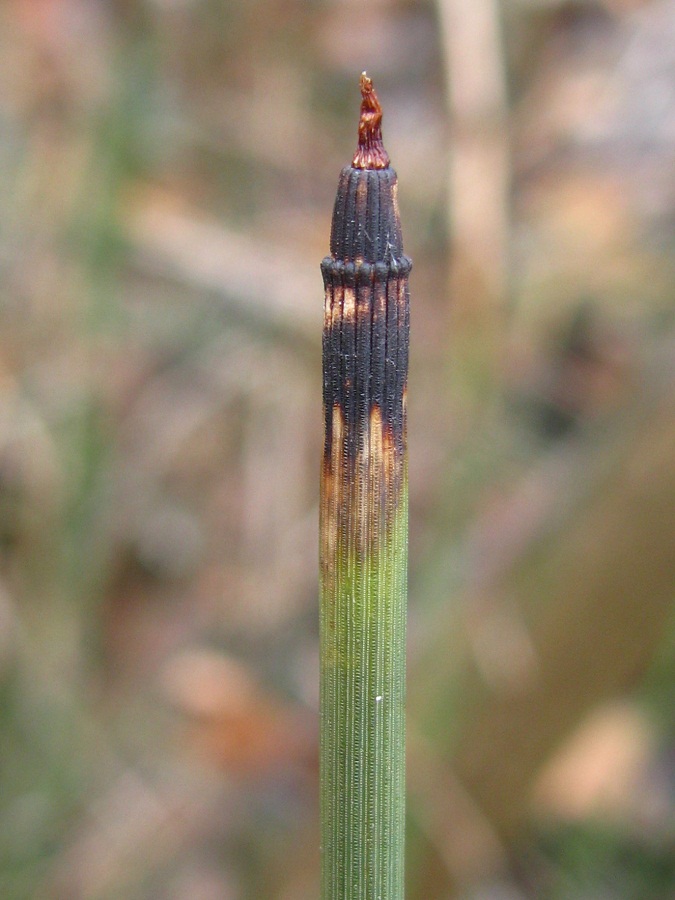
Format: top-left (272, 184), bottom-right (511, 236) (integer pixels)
top-left (320, 72), bottom-right (411, 900)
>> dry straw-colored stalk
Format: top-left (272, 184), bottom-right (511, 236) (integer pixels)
top-left (320, 72), bottom-right (411, 900)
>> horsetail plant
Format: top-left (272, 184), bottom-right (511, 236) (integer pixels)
top-left (320, 73), bottom-right (411, 900)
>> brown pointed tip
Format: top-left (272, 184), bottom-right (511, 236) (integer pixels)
top-left (351, 72), bottom-right (390, 170)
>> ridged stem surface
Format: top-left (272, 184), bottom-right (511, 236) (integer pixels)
top-left (320, 484), bottom-right (407, 898)
top-left (320, 75), bottom-right (409, 899)
top-left (320, 257), bottom-right (409, 899)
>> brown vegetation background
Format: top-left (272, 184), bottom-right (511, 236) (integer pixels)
top-left (1, 1), bottom-right (675, 897)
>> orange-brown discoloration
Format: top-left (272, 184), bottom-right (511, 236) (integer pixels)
top-left (356, 176), bottom-right (369, 204)
top-left (320, 402), bottom-right (405, 572)
top-left (320, 404), bottom-right (344, 599)
top-left (322, 269), bottom-right (408, 473)
top-left (323, 286), bottom-right (332, 329)
top-left (391, 180), bottom-right (400, 221)
top-left (342, 286), bottom-right (356, 321)
top-left (321, 75), bottom-right (409, 575)
top-left (324, 272), bottom-right (377, 324)
top-left (397, 270), bottom-right (407, 306)
top-left (330, 283), bottom-right (343, 327)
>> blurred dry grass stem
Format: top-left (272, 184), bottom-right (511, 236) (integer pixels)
top-left (437, 0), bottom-right (511, 354)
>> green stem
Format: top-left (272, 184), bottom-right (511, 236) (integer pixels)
top-left (320, 475), bottom-right (407, 898)
top-left (320, 72), bottom-right (409, 899)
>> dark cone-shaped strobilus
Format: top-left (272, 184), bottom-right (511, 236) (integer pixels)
top-left (320, 73), bottom-right (410, 900)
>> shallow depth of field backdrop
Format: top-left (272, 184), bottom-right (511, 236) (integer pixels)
top-left (1, 1), bottom-right (675, 898)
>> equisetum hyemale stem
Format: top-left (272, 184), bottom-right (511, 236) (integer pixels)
top-left (320, 73), bottom-right (410, 900)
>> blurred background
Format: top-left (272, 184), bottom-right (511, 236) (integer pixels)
top-left (1, 0), bottom-right (675, 897)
